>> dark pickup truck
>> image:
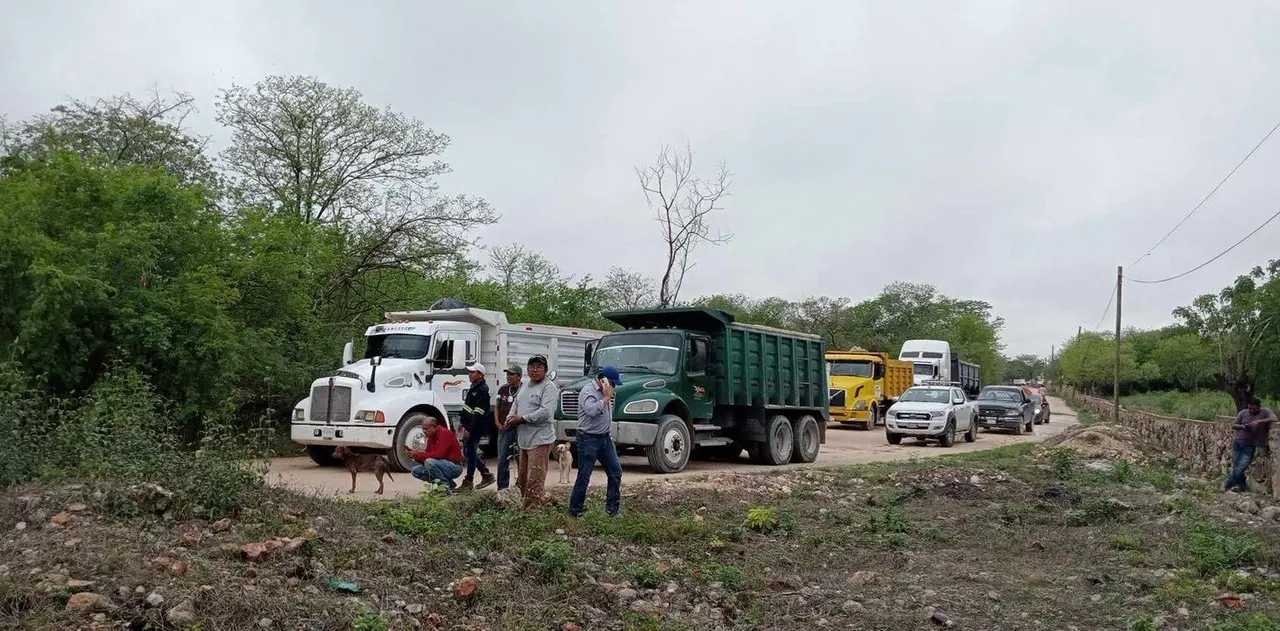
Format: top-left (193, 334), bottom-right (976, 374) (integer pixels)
top-left (973, 385), bottom-right (1035, 434)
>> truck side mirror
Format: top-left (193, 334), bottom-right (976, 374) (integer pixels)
top-left (342, 342), bottom-right (354, 365)
top-left (584, 341), bottom-right (597, 370)
top-left (451, 342), bottom-right (466, 369)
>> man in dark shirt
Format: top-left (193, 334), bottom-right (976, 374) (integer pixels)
top-left (458, 363), bottom-right (495, 491)
top-left (1224, 398), bottom-right (1277, 492)
top-left (494, 364), bottom-right (523, 490)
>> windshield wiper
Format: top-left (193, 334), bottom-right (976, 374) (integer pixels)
top-left (621, 364), bottom-right (658, 374)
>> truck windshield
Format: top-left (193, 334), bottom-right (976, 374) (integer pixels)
top-left (899, 388), bottom-right (950, 403)
top-left (978, 389), bottom-right (1021, 402)
top-left (364, 334), bottom-right (430, 360)
top-left (829, 360), bottom-right (872, 377)
top-left (593, 332), bottom-right (681, 375)
top-left (921, 351), bottom-right (944, 358)
top-left (913, 363), bottom-right (936, 376)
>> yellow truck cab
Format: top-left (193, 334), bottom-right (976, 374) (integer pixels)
top-left (827, 349), bottom-right (914, 429)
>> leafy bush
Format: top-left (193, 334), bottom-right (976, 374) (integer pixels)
top-left (522, 540), bottom-right (577, 582)
top-left (1049, 447), bottom-right (1076, 479)
top-left (1185, 521), bottom-right (1270, 577)
top-left (744, 507), bottom-right (779, 533)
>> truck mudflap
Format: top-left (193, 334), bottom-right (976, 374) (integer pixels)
top-left (819, 417), bottom-right (827, 444)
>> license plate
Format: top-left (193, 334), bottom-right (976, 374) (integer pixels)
top-left (321, 427), bottom-right (336, 439)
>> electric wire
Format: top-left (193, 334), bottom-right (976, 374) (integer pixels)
top-left (1128, 208), bottom-right (1280, 284)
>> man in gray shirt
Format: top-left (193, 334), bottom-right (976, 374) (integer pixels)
top-left (505, 354), bottom-right (559, 509)
top-left (1224, 397), bottom-right (1277, 492)
top-left (569, 366), bottom-right (624, 518)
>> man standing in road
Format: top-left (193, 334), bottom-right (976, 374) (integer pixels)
top-left (494, 364), bottom-right (523, 490)
top-left (406, 417), bottom-right (465, 494)
top-left (569, 366), bottom-right (624, 518)
top-left (505, 355), bottom-right (558, 509)
top-left (458, 363), bottom-right (495, 491)
top-left (1224, 398), bottom-right (1277, 492)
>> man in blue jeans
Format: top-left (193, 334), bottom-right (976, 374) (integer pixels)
top-left (569, 366), bottom-right (624, 517)
top-left (406, 417), bottom-right (465, 494)
top-left (458, 362), bottom-right (495, 491)
top-left (1224, 398), bottom-right (1276, 492)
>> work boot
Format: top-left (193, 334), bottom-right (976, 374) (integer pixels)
top-left (477, 473), bottom-right (496, 490)
top-left (457, 480), bottom-right (474, 492)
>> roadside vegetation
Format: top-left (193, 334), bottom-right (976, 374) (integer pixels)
top-left (3, 431), bottom-right (1279, 629)
top-left (1121, 391), bottom-right (1280, 422)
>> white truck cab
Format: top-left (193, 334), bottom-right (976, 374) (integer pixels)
top-left (290, 308), bottom-right (607, 472)
top-left (898, 339), bottom-right (952, 385)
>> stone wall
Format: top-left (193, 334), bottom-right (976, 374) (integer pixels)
top-left (1059, 388), bottom-right (1277, 499)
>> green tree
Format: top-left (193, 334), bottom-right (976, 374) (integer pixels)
top-left (1150, 333), bottom-right (1218, 391)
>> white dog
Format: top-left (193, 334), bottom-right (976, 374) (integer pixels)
top-left (555, 443), bottom-right (573, 484)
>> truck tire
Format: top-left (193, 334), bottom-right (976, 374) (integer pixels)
top-left (791, 415), bottom-right (821, 463)
top-left (390, 412), bottom-right (432, 473)
top-left (760, 415), bottom-right (794, 466)
top-left (307, 445), bottom-right (341, 467)
top-left (939, 418), bottom-right (956, 448)
top-left (646, 415), bottom-right (692, 473)
top-left (870, 405), bottom-right (881, 427)
top-left (886, 430), bottom-right (903, 445)
top-left (964, 413), bottom-right (977, 443)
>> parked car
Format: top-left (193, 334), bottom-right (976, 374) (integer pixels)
top-left (974, 385), bottom-right (1035, 434)
top-left (884, 384), bottom-right (978, 447)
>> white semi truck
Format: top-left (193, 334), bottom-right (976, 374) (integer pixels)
top-left (291, 307), bottom-right (608, 472)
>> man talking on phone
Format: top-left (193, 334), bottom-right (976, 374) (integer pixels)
top-left (569, 366), bottom-right (624, 518)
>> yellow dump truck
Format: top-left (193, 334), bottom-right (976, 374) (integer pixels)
top-left (827, 349), bottom-right (914, 429)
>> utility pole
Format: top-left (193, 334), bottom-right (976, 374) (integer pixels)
top-left (1077, 325), bottom-right (1082, 337)
top-left (1113, 265), bottom-right (1122, 423)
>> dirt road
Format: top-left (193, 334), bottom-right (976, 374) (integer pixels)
top-left (267, 396), bottom-right (1077, 500)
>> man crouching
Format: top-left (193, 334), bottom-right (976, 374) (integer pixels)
top-left (405, 417), bottom-right (465, 494)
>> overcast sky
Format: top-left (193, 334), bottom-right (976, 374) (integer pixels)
top-left (4, 1), bottom-right (1280, 356)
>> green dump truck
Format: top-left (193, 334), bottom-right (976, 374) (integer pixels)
top-left (554, 308), bottom-right (829, 473)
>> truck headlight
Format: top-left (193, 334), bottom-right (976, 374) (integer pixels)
top-left (623, 399), bottom-right (659, 415)
top-left (293, 408), bottom-right (305, 420)
top-left (853, 400), bottom-right (868, 410)
top-left (929, 411), bottom-right (944, 418)
top-left (356, 410), bottom-right (386, 423)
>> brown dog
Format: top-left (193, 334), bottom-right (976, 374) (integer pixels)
top-left (332, 446), bottom-right (394, 495)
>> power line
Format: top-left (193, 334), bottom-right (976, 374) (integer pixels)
top-left (1129, 119), bottom-right (1280, 268)
top-left (1129, 208), bottom-right (1280, 284)
top-left (1092, 283), bottom-right (1116, 331)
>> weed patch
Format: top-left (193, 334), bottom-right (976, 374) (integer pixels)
top-left (1184, 521), bottom-right (1270, 577)
top-left (522, 540), bottom-right (577, 582)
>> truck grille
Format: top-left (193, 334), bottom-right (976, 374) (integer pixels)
top-left (828, 388), bottom-right (847, 408)
top-left (979, 406), bottom-right (1013, 416)
top-left (310, 385), bottom-right (352, 423)
top-left (560, 390), bottom-right (579, 419)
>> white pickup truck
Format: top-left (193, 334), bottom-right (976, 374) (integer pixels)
top-left (290, 307), bottom-right (608, 472)
top-left (883, 383), bottom-right (978, 448)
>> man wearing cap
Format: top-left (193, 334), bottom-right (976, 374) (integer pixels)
top-left (493, 364), bottom-right (523, 490)
top-left (505, 354), bottom-right (559, 509)
top-left (569, 366), bottom-right (624, 518)
top-left (458, 362), bottom-right (495, 491)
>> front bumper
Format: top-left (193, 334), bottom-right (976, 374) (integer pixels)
top-left (885, 416), bottom-right (947, 436)
top-left (977, 415), bottom-right (1023, 429)
top-left (831, 407), bottom-right (873, 423)
top-left (555, 420), bottom-right (658, 446)
top-left (291, 422), bottom-right (396, 449)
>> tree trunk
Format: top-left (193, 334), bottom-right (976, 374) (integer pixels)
top-left (1223, 373), bottom-right (1255, 412)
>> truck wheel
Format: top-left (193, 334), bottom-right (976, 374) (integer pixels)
top-left (791, 415), bottom-right (821, 463)
top-left (1024, 416), bottom-right (1034, 433)
top-left (964, 414), bottom-right (977, 443)
top-left (1012, 419), bottom-right (1023, 436)
top-left (307, 445), bottom-right (341, 467)
top-left (939, 419), bottom-right (956, 448)
top-left (646, 415), bottom-right (692, 474)
top-left (390, 412), bottom-right (432, 473)
top-left (886, 430), bottom-right (903, 445)
top-left (760, 415), bottom-right (794, 466)
top-left (871, 406), bottom-right (881, 427)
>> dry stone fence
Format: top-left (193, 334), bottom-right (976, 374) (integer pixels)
top-left (1060, 388), bottom-right (1277, 499)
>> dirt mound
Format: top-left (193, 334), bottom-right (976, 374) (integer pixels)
top-left (1038, 423), bottom-right (1145, 463)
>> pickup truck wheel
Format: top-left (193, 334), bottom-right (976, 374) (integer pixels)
top-left (390, 412), bottom-right (431, 473)
top-left (939, 419), bottom-right (956, 448)
top-left (791, 415), bottom-right (821, 463)
top-left (760, 415), bottom-right (794, 466)
top-left (1024, 417), bottom-right (1034, 433)
top-left (646, 415), bottom-right (692, 473)
top-left (964, 414), bottom-right (977, 443)
top-left (886, 430), bottom-right (903, 445)
top-left (307, 445), bottom-right (341, 467)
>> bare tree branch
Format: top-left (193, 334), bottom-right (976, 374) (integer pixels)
top-left (636, 144), bottom-right (731, 307)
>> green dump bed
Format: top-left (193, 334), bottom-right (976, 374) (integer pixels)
top-left (602, 308), bottom-right (827, 411)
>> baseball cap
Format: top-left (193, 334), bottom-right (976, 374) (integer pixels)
top-left (503, 364), bottom-right (523, 376)
top-left (527, 354), bottom-right (548, 367)
top-left (599, 366), bottom-right (623, 386)
top-left (466, 362), bottom-right (485, 374)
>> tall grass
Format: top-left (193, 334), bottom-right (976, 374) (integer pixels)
top-left (1121, 391), bottom-right (1279, 421)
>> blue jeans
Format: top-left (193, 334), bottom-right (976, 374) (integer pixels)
top-left (411, 458), bottom-right (463, 491)
top-left (1225, 441), bottom-right (1256, 491)
top-left (496, 429), bottom-right (519, 490)
top-left (462, 431), bottom-right (491, 483)
top-left (569, 433), bottom-right (622, 517)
